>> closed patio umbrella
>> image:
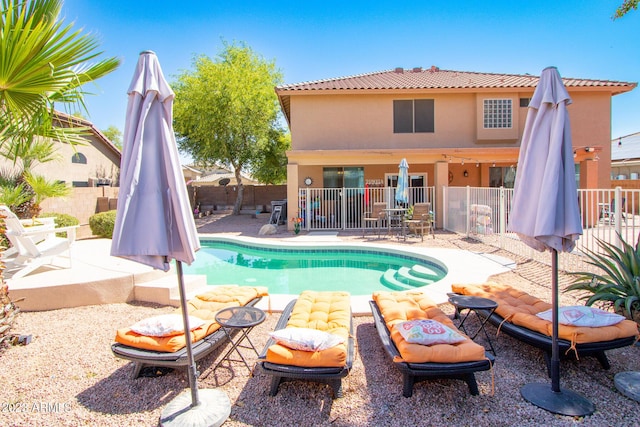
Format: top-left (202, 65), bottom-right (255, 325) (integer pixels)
top-left (508, 66), bottom-right (593, 416)
top-left (395, 158), bottom-right (409, 205)
top-left (111, 51), bottom-right (229, 427)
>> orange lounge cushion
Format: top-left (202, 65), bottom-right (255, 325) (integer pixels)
top-left (115, 320), bottom-right (219, 353)
top-left (372, 291), bottom-right (486, 363)
top-left (115, 285), bottom-right (268, 352)
top-left (451, 282), bottom-right (639, 344)
top-left (265, 291), bottom-right (350, 368)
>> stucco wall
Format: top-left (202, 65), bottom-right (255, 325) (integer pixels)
top-left (288, 89), bottom-right (614, 189)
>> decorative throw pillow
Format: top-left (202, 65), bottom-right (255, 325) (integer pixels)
top-left (536, 306), bottom-right (625, 327)
top-left (269, 327), bottom-right (345, 351)
top-left (131, 314), bottom-right (205, 337)
top-left (395, 319), bottom-right (466, 345)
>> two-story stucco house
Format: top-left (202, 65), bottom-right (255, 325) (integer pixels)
top-left (277, 66), bottom-right (636, 228)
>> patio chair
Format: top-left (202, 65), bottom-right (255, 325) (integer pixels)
top-left (370, 291), bottom-right (494, 397)
top-left (451, 282), bottom-right (638, 374)
top-left (112, 285), bottom-right (268, 378)
top-left (362, 201), bottom-right (386, 238)
top-left (599, 198), bottom-right (627, 225)
top-left (1, 205), bottom-right (78, 278)
top-left (403, 202), bottom-right (434, 241)
top-left (258, 290), bottom-right (354, 398)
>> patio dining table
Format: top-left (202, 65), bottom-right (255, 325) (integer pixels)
top-left (384, 207), bottom-right (407, 239)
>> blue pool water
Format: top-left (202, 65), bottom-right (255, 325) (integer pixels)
top-left (183, 238), bottom-right (447, 295)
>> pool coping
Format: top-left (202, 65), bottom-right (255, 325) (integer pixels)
top-left (5, 234), bottom-right (516, 314)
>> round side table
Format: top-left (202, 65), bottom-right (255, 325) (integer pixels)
top-left (215, 306), bottom-right (266, 373)
top-left (448, 294), bottom-right (498, 355)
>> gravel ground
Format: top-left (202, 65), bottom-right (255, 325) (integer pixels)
top-left (1, 212), bottom-right (639, 426)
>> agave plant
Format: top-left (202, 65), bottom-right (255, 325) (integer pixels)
top-left (566, 233), bottom-right (640, 321)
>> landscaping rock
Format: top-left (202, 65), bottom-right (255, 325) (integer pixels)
top-left (258, 224), bottom-right (277, 235)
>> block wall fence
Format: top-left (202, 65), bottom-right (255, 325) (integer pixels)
top-left (39, 184), bottom-right (288, 239)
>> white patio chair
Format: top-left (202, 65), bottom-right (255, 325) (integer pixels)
top-left (0, 205), bottom-right (79, 278)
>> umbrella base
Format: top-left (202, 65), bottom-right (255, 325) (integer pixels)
top-left (160, 388), bottom-right (231, 427)
top-left (614, 371), bottom-right (640, 402)
top-left (521, 383), bottom-right (594, 417)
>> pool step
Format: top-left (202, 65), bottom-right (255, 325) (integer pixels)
top-left (409, 264), bottom-right (442, 280)
top-left (381, 269), bottom-right (415, 291)
top-left (381, 265), bottom-right (443, 291)
top-left (134, 274), bottom-right (208, 307)
top-left (396, 267), bottom-right (437, 286)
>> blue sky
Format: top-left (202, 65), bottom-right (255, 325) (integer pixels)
top-left (61, 0), bottom-right (640, 142)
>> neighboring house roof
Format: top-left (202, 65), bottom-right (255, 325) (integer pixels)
top-left (276, 66), bottom-right (637, 124)
top-left (182, 164), bottom-right (202, 174)
top-left (53, 111), bottom-right (121, 161)
top-left (612, 132), bottom-right (640, 162)
top-left (191, 172), bottom-right (259, 186)
top-left (188, 164), bottom-right (259, 186)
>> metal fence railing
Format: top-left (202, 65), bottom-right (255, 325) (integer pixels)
top-left (296, 186), bottom-right (436, 231)
top-left (293, 185), bottom-right (640, 274)
top-left (443, 186), bottom-right (640, 273)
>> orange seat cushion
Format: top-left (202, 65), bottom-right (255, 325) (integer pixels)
top-left (372, 291), bottom-right (487, 363)
top-left (265, 291), bottom-right (350, 368)
top-left (451, 282), bottom-right (639, 344)
top-left (115, 285), bottom-right (267, 352)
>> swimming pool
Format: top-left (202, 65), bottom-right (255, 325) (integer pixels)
top-left (183, 237), bottom-right (447, 296)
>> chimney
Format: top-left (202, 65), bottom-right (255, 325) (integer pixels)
top-left (394, 67), bottom-right (404, 73)
top-left (429, 65), bottom-right (439, 72)
top-left (412, 67), bottom-right (423, 73)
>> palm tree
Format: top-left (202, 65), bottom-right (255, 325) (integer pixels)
top-left (0, 0), bottom-right (121, 154)
top-left (22, 171), bottom-right (70, 217)
top-left (0, 0), bottom-right (120, 332)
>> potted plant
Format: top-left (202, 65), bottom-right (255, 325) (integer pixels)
top-left (291, 217), bottom-right (302, 234)
top-left (566, 233), bottom-right (640, 324)
top-left (405, 205), bottom-right (414, 220)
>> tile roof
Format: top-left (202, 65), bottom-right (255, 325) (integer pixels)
top-left (277, 66), bottom-right (636, 93)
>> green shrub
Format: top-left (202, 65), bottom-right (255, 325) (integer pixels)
top-left (40, 212), bottom-right (80, 228)
top-left (40, 212), bottom-right (80, 238)
top-left (89, 210), bottom-right (117, 238)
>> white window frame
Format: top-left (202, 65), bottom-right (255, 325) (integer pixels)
top-left (384, 172), bottom-right (428, 205)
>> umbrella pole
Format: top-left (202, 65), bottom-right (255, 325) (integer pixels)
top-left (176, 260), bottom-right (200, 407)
top-left (160, 260), bottom-right (231, 427)
top-left (520, 249), bottom-right (595, 417)
top-left (550, 249), bottom-right (560, 392)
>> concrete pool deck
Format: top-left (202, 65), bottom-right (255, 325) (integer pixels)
top-left (5, 211), bottom-right (554, 314)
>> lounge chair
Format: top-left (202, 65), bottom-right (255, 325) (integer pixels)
top-left (370, 290), bottom-right (494, 397)
top-left (111, 285), bottom-right (268, 378)
top-left (258, 290), bottom-right (354, 398)
top-left (451, 282), bottom-right (638, 372)
top-left (1, 205), bottom-right (78, 278)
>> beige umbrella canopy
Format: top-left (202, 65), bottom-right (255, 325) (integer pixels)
top-left (111, 51), bottom-right (229, 427)
top-left (508, 66), bottom-right (592, 416)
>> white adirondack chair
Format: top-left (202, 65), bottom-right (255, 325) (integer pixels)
top-left (0, 205), bottom-right (79, 278)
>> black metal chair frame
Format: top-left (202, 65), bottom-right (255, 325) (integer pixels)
top-left (369, 300), bottom-right (494, 397)
top-left (111, 297), bottom-right (262, 379)
top-left (258, 298), bottom-right (354, 398)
